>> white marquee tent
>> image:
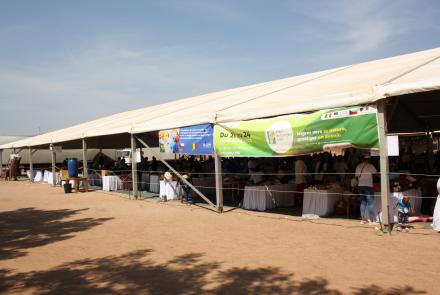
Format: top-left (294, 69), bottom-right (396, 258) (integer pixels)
top-left (2, 47), bottom-right (440, 219)
top-left (1, 47), bottom-right (440, 149)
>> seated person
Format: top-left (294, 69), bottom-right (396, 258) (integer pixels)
top-left (249, 169), bottom-right (264, 185)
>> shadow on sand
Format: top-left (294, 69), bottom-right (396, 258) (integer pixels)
top-left (0, 207), bottom-right (113, 260)
top-left (0, 249), bottom-right (426, 295)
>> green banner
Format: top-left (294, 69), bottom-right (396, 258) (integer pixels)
top-left (214, 105), bottom-right (379, 157)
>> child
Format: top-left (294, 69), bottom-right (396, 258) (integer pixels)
top-left (394, 196), bottom-right (413, 232)
top-left (392, 182), bottom-right (403, 224)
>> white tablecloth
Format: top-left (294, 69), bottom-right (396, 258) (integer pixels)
top-left (33, 170), bottom-right (43, 182)
top-left (159, 180), bottom-right (179, 200)
top-left (43, 171), bottom-right (50, 183)
top-left (243, 184), bottom-right (295, 211)
top-left (48, 172), bottom-right (61, 185)
top-left (41, 171), bottom-right (61, 185)
top-left (302, 188), bottom-right (342, 216)
top-left (149, 175), bottom-right (160, 193)
top-left (102, 175), bottom-right (122, 191)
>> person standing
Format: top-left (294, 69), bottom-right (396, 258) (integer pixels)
top-left (335, 155), bottom-right (349, 183)
top-left (433, 177), bottom-right (440, 232)
top-left (180, 174), bottom-right (192, 204)
top-left (313, 154), bottom-right (325, 184)
top-left (294, 156), bottom-right (308, 207)
top-left (355, 154), bottom-right (377, 225)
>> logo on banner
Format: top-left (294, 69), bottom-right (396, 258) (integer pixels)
top-left (264, 121), bottom-right (294, 153)
top-left (321, 105), bottom-right (374, 120)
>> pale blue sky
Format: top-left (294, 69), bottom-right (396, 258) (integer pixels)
top-left (1, 0), bottom-right (439, 135)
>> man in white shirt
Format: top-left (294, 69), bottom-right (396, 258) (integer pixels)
top-left (295, 156), bottom-right (308, 206)
top-left (355, 154), bottom-right (377, 224)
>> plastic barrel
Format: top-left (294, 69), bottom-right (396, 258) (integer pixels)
top-left (67, 158), bottom-right (78, 178)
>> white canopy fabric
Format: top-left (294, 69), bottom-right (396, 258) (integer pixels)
top-left (2, 47), bottom-right (440, 149)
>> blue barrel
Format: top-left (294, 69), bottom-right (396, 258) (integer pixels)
top-left (67, 158), bottom-right (78, 178)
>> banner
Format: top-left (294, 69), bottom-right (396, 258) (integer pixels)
top-left (159, 124), bottom-right (214, 155)
top-left (214, 105), bottom-right (379, 157)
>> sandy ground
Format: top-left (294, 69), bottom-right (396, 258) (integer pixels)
top-left (0, 181), bottom-right (439, 294)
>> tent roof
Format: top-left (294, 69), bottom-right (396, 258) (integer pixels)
top-left (0, 135), bottom-right (29, 146)
top-left (2, 47), bottom-right (440, 149)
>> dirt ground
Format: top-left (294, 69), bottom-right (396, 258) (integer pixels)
top-left (0, 181), bottom-right (439, 294)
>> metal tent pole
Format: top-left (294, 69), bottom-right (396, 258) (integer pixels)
top-left (377, 99), bottom-right (390, 229)
top-left (28, 147), bottom-right (33, 182)
top-left (214, 154), bottom-right (223, 213)
top-left (82, 138), bottom-right (88, 179)
top-left (131, 134), bottom-right (138, 199)
top-left (50, 144), bottom-right (56, 186)
top-left (135, 135), bottom-right (216, 210)
top-left (0, 149), bottom-right (3, 176)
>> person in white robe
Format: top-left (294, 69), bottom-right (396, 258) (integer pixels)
top-left (433, 177), bottom-right (440, 232)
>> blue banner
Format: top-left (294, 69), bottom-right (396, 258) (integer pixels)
top-left (159, 124), bottom-right (214, 155)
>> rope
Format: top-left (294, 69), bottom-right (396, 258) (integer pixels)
top-left (90, 178), bottom-right (437, 199)
top-left (86, 168), bottom-right (440, 178)
top-left (32, 168), bottom-right (440, 199)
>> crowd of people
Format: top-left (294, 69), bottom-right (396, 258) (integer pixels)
top-left (62, 145), bottom-right (440, 230)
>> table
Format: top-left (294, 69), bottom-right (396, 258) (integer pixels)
top-left (42, 171), bottom-right (61, 185)
top-left (48, 172), bottom-right (61, 185)
top-left (33, 170), bottom-right (43, 182)
top-left (160, 180), bottom-right (179, 200)
top-left (43, 171), bottom-right (50, 183)
top-left (27, 170), bottom-right (41, 182)
top-left (243, 183), bottom-right (295, 211)
top-left (102, 175), bottom-right (122, 191)
top-left (149, 175), bottom-right (160, 193)
top-left (68, 177), bottom-right (89, 193)
top-left (302, 188), bottom-right (343, 217)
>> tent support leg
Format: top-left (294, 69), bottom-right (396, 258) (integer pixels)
top-left (82, 139), bottom-right (88, 179)
top-left (377, 99), bottom-right (390, 231)
top-left (0, 149), bottom-right (3, 177)
top-left (50, 144), bottom-right (56, 187)
top-left (131, 134), bottom-right (138, 199)
top-left (215, 154), bottom-right (223, 213)
top-left (135, 135), bottom-right (217, 210)
top-left (29, 147), bottom-right (33, 183)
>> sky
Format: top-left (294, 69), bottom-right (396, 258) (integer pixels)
top-left (0, 0), bottom-right (439, 135)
